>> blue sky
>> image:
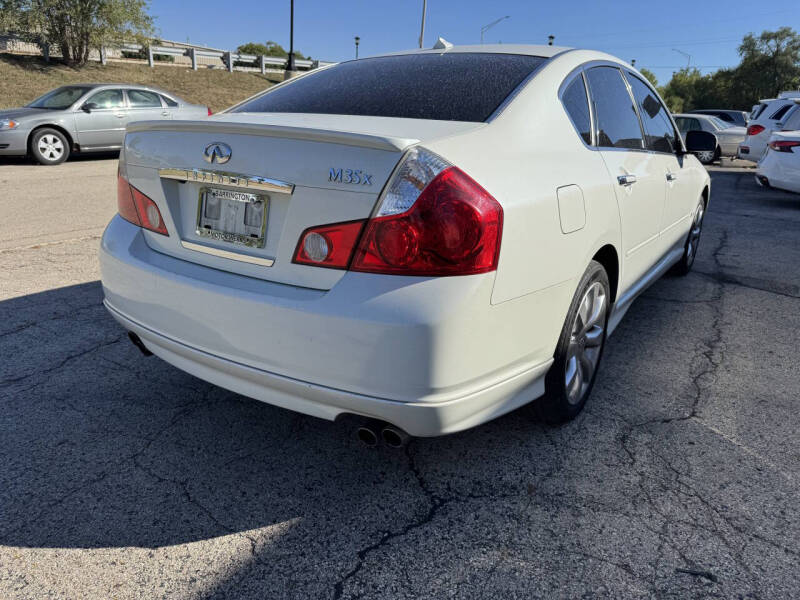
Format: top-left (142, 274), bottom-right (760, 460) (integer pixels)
top-left (149, 0), bottom-right (798, 86)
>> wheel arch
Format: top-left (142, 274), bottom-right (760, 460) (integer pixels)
top-left (28, 123), bottom-right (75, 153)
top-left (591, 244), bottom-right (619, 303)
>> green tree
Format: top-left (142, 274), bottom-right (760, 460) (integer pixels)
top-left (0, 0), bottom-right (153, 65)
top-left (236, 40), bottom-right (307, 60)
top-left (639, 67), bottom-right (658, 88)
top-left (737, 27), bottom-right (800, 99)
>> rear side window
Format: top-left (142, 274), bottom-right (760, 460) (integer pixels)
top-left (232, 53), bottom-right (546, 122)
top-left (626, 74), bottom-right (676, 153)
top-left (561, 75), bottom-right (592, 144)
top-left (86, 89), bottom-right (124, 109)
top-left (161, 95), bottom-right (178, 107)
top-left (771, 104), bottom-right (792, 120)
top-left (128, 90), bottom-right (162, 108)
top-left (782, 106), bottom-right (800, 131)
top-left (586, 66), bottom-right (643, 150)
top-left (716, 113), bottom-right (734, 123)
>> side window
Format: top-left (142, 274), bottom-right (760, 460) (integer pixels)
top-left (717, 113), bottom-right (734, 123)
top-left (674, 117), bottom-right (688, 134)
top-left (783, 106), bottom-right (800, 131)
top-left (87, 89), bottom-right (124, 109)
top-left (161, 95), bottom-right (178, 107)
top-left (561, 74), bottom-right (592, 144)
top-left (127, 90), bottom-right (162, 108)
top-left (585, 66), bottom-right (644, 150)
top-left (771, 104), bottom-right (791, 121)
top-left (626, 74), bottom-right (676, 153)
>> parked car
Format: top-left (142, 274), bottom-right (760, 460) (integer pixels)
top-left (0, 84), bottom-right (210, 165)
top-left (100, 45), bottom-right (713, 441)
top-left (673, 113), bottom-right (746, 163)
top-left (739, 95), bottom-right (800, 162)
top-left (688, 109), bottom-right (748, 127)
top-left (756, 131), bottom-right (800, 194)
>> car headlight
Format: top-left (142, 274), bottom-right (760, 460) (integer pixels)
top-left (0, 118), bottom-right (19, 130)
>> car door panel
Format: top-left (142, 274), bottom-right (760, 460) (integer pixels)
top-left (586, 66), bottom-right (666, 291)
top-left (73, 88), bottom-right (127, 148)
top-left (125, 89), bottom-right (170, 127)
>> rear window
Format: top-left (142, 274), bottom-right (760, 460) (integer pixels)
top-left (232, 53), bottom-right (547, 122)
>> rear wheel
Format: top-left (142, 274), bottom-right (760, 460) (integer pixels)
top-left (696, 146), bottom-right (719, 165)
top-left (535, 261), bottom-right (610, 423)
top-left (672, 198), bottom-right (705, 276)
top-left (30, 128), bottom-right (70, 165)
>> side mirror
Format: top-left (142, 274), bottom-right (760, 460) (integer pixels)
top-left (81, 102), bottom-right (98, 113)
top-left (684, 130), bottom-right (716, 154)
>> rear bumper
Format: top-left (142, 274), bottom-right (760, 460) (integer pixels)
top-left (100, 216), bottom-right (563, 435)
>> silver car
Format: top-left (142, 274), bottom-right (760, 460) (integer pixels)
top-left (0, 84), bottom-right (209, 165)
top-left (673, 113), bottom-right (747, 164)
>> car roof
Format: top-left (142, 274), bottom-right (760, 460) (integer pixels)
top-left (369, 43), bottom-right (573, 60)
top-left (689, 109), bottom-right (742, 114)
top-left (64, 82), bottom-right (179, 97)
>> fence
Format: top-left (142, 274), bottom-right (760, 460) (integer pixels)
top-left (0, 35), bottom-right (333, 73)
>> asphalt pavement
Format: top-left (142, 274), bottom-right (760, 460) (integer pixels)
top-left (1, 156), bottom-right (798, 599)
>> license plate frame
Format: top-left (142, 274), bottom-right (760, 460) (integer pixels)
top-left (196, 187), bottom-right (269, 249)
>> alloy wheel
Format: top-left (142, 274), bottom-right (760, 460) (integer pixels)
top-left (564, 281), bottom-right (607, 405)
top-left (697, 150), bottom-right (715, 163)
top-left (37, 134), bottom-right (64, 161)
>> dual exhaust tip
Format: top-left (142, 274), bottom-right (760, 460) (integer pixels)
top-left (356, 420), bottom-right (409, 449)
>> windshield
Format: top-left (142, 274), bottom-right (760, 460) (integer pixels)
top-left (232, 53), bottom-right (547, 122)
top-left (27, 86), bottom-right (93, 110)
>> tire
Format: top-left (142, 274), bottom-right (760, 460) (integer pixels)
top-left (672, 198), bottom-right (706, 276)
top-left (30, 128), bottom-right (70, 165)
top-left (696, 147), bottom-right (718, 165)
top-left (535, 261), bottom-right (610, 424)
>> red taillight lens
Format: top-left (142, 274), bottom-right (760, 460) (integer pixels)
top-left (116, 171), bottom-right (169, 235)
top-left (207, 107), bottom-right (213, 116)
top-left (351, 167), bottom-right (503, 276)
top-left (747, 124), bottom-right (765, 136)
top-left (768, 140), bottom-right (800, 153)
top-left (293, 220), bottom-right (366, 269)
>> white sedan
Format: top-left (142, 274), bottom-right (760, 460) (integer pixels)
top-left (756, 131), bottom-right (800, 194)
top-left (673, 113), bottom-right (746, 163)
top-left (100, 44), bottom-right (713, 442)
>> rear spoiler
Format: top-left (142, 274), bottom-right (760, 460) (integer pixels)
top-left (125, 120), bottom-right (419, 152)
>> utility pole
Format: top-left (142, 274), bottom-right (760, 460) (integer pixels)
top-left (672, 48), bottom-right (691, 68)
top-left (548, 35), bottom-right (554, 46)
top-left (288, 0), bottom-right (296, 71)
top-left (631, 59), bottom-right (636, 67)
top-left (419, 0), bottom-right (427, 48)
top-left (354, 36), bottom-right (360, 59)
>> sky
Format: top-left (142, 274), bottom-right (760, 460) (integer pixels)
top-left (149, 0), bottom-right (799, 86)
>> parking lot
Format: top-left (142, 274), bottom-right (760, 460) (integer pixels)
top-left (1, 156), bottom-right (799, 598)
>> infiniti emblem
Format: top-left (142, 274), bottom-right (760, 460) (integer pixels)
top-left (203, 142), bottom-right (232, 164)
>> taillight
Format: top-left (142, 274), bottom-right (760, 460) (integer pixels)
top-left (116, 170), bottom-right (168, 235)
top-left (747, 124), bottom-right (765, 136)
top-left (293, 220), bottom-right (365, 268)
top-left (768, 140), bottom-right (800, 153)
top-left (207, 107), bottom-right (213, 116)
top-left (351, 148), bottom-right (503, 276)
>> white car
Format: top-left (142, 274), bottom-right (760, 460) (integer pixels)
top-left (756, 131), bottom-right (800, 194)
top-left (739, 95), bottom-right (800, 162)
top-left (673, 113), bottom-right (746, 163)
top-left (100, 45), bottom-right (713, 442)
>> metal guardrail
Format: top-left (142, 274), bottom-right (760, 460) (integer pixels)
top-left (115, 42), bottom-right (322, 73)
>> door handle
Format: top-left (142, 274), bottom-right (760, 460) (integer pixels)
top-left (666, 172), bottom-right (678, 182)
top-left (114, 113), bottom-right (126, 118)
top-left (161, 111), bottom-right (170, 117)
top-left (617, 174), bottom-right (637, 186)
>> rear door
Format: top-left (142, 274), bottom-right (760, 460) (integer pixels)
top-left (625, 72), bottom-right (695, 250)
top-left (73, 88), bottom-right (128, 148)
top-left (585, 65), bottom-right (666, 289)
top-left (124, 89), bottom-right (170, 126)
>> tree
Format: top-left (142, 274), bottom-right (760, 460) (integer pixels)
top-left (0, 0), bottom-right (153, 65)
top-left (639, 67), bottom-right (658, 88)
top-left (236, 40), bottom-right (308, 60)
top-left (737, 27), bottom-right (800, 99)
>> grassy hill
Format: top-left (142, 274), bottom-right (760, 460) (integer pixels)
top-left (0, 54), bottom-right (277, 113)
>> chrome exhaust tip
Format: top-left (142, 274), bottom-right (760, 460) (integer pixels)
top-left (356, 425), bottom-right (379, 448)
top-left (381, 425), bottom-right (410, 449)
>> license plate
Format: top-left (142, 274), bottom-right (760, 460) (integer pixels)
top-left (197, 187), bottom-right (268, 248)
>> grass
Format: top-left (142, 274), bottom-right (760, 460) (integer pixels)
top-left (0, 54), bottom-right (279, 113)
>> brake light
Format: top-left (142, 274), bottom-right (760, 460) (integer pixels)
top-left (116, 170), bottom-right (169, 235)
top-left (768, 140), bottom-right (800, 153)
top-left (207, 107), bottom-right (213, 116)
top-left (747, 124), bottom-right (765, 136)
top-left (293, 220), bottom-right (365, 268)
top-left (351, 166), bottom-right (503, 276)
